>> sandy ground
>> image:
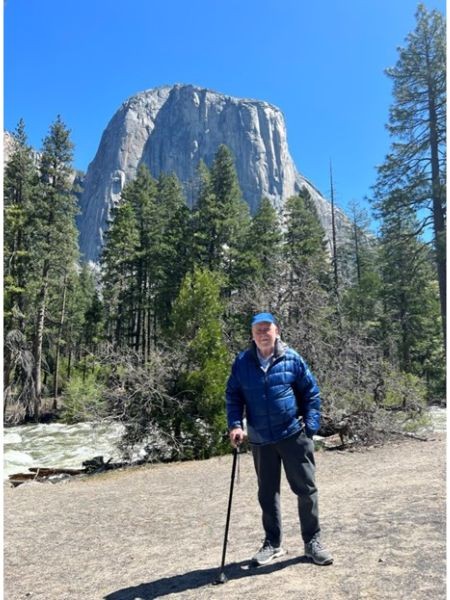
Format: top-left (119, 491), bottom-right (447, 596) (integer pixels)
top-left (4, 433), bottom-right (446, 600)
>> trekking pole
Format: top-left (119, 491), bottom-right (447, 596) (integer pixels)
top-left (214, 445), bottom-right (240, 584)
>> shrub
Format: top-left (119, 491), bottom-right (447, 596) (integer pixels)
top-left (61, 372), bottom-right (106, 423)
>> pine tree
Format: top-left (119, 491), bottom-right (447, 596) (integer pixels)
top-left (82, 291), bottom-right (104, 351)
top-left (63, 263), bottom-right (102, 380)
top-left (4, 121), bottom-right (39, 417)
top-left (284, 192), bottom-right (330, 282)
top-left (29, 116), bottom-right (79, 416)
top-left (243, 197), bottom-right (283, 283)
top-left (374, 4), bottom-right (446, 339)
top-left (192, 146), bottom-right (250, 292)
top-left (101, 166), bottom-right (191, 357)
top-left (341, 202), bottom-right (381, 329)
top-left (4, 119), bottom-right (38, 332)
top-left (210, 145), bottom-right (251, 293)
top-left (223, 197), bottom-right (284, 351)
top-left (282, 191), bottom-right (334, 370)
top-left (170, 267), bottom-right (230, 457)
top-left (125, 165), bottom-right (160, 355)
top-left (101, 197), bottom-right (140, 347)
top-left (155, 172), bottom-right (191, 330)
top-left (191, 160), bottom-right (218, 269)
top-left (377, 196), bottom-right (443, 387)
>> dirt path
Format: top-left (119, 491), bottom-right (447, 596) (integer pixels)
top-left (4, 433), bottom-right (446, 600)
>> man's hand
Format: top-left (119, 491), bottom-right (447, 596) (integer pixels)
top-left (229, 427), bottom-right (246, 448)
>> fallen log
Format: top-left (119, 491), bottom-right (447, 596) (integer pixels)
top-left (8, 473), bottom-right (39, 487)
top-left (8, 455), bottom-right (130, 487)
top-left (28, 467), bottom-right (85, 476)
top-left (8, 468), bottom-right (85, 487)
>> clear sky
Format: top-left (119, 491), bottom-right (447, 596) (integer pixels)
top-left (4, 0), bottom-right (446, 216)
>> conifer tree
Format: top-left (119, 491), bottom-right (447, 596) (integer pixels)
top-left (210, 145), bottom-right (251, 293)
top-left (170, 267), bottom-right (230, 457)
top-left (284, 191), bottom-right (330, 283)
top-left (374, 4), bottom-right (446, 339)
top-left (192, 146), bottom-right (250, 293)
top-left (4, 120), bottom-right (38, 332)
top-left (29, 116), bottom-right (79, 414)
top-left (243, 197), bottom-right (283, 283)
top-left (283, 192), bottom-right (334, 370)
top-left (225, 197), bottom-right (284, 350)
top-left (191, 160), bottom-right (218, 269)
top-left (63, 263), bottom-right (102, 378)
top-left (377, 195), bottom-right (443, 386)
top-left (125, 165), bottom-right (160, 355)
top-left (101, 166), bottom-right (191, 356)
top-left (101, 198), bottom-right (140, 347)
top-left (155, 172), bottom-right (192, 329)
top-left (82, 291), bottom-right (104, 352)
top-left (341, 202), bottom-right (381, 328)
top-left (4, 120), bottom-right (39, 413)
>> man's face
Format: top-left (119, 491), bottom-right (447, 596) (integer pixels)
top-left (252, 322), bottom-right (279, 355)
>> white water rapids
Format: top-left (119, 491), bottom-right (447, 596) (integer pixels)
top-left (3, 407), bottom-right (446, 480)
top-left (3, 420), bottom-right (131, 479)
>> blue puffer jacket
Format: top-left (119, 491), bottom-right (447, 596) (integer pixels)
top-left (226, 339), bottom-right (321, 445)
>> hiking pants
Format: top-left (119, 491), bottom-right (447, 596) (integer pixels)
top-left (251, 428), bottom-right (320, 546)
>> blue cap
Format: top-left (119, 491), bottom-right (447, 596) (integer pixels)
top-left (251, 312), bottom-right (277, 326)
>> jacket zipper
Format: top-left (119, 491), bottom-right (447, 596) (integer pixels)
top-left (263, 356), bottom-right (284, 442)
top-left (263, 370), bottom-right (273, 441)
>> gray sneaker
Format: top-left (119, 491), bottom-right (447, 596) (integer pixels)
top-left (304, 534), bottom-right (333, 565)
top-left (251, 540), bottom-right (285, 566)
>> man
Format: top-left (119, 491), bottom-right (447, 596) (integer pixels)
top-left (226, 312), bottom-right (333, 566)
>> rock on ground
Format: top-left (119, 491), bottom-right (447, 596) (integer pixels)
top-left (4, 433), bottom-right (446, 600)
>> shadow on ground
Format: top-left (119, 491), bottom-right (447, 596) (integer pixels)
top-left (104, 555), bottom-right (309, 600)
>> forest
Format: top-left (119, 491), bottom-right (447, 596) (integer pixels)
top-left (3, 5), bottom-right (445, 461)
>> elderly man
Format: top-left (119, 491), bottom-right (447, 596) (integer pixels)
top-left (226, 312), bottom-right (332, 566)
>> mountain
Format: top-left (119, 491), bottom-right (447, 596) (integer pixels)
top-left (9, 85), bottom-right (350, 262)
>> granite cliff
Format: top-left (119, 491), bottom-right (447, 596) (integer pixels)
top-left (8, 85), bottom-right (350, 262)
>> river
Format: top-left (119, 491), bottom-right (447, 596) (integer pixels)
top-left (3, 407), bottom-right (446, 480)
top-left (3, 420), bottom-right (132, 479)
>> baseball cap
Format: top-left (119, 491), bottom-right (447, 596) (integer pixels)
top-left (251, 312), bottom-right (278, 326)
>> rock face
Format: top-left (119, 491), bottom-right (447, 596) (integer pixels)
top-left (4, 131), bottom-right (17, 164)
top-left (77, 84), bottom-right (349, 262)
top-left (3, 131), bottom-right (80, 188)
top-left (4, 130), bottom-right (41, 167)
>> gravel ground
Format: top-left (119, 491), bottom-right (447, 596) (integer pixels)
top-left (4, 433), bottom-right (446, 600)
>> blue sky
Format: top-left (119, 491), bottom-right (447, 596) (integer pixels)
top-left (4, 0), bottom-right (446, 216)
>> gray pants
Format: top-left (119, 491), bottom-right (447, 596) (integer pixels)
top-left (251, 429), bottom-right (320, 546)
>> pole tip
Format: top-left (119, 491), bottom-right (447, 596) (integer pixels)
top-left (213, 571), bottom-right (228, 585)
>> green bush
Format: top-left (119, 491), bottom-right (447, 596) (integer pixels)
top-left (169, 267), bottom-right (231, 458)
top-left (61, 372), bottom-right (106, 423)
top-left (382, 364), bottom-right (427, 410)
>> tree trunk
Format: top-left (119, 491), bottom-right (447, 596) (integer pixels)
top-left (427, 75), bottom-right (446, 344)
top-left (53, 273), bottom-right (68, 409)
top-left (33, 267), bottom-right (49, 421)
top-left (16, 227), bottom-right (26, 332)
top-left (3, 349), bottom-right (12, 415)
top-left (329, 162), bottom-right (339, 300)
top-left (67, 346), bottom-right (72, 379)
top-left (142, 273), bottom-right (148, 363)
top-left (135, 260), bottom-right (143, 354)
top-left (353, 218), bottom-right (361, 288)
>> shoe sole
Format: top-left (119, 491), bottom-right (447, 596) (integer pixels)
top-left (305, 552), bottom-right (333, 566)
top-left (252, 548), bottom-right (285, 566)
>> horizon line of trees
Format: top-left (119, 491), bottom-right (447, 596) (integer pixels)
top-left (3, 4), bottom-right (445, 459)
